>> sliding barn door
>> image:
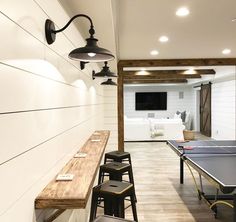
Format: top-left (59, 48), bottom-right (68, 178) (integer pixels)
top-left (200, 83), bottom-right (211, 137)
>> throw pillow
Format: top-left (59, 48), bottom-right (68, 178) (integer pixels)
top-left (174, 113), bottom-right (181, 119)
top-left (176, 111), bottom-right (186, 122)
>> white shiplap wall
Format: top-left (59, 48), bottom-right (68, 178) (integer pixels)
top-left (212, 79), bottom-right (236, 140)
top-left (0, 1), bottom-right (117, 222)
top-left (124, 85), bottom-right (195, 128)
top-left (103, 86), bottom-right (118, 151)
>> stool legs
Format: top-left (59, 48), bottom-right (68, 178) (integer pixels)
top-left (128, 168), bottom-right (137, 202)
top-left (98, 169), bottom-right (103, 185)
top-left (130, 192), bottom-right (138, 222)
top-left (114, 198), bottom-right (125, 218)
top-left (104, 198), bottom-right (113, 216)
top-left (102, 197), bottom-right (126, 219)
top-left (110, 173), bottom-right (122, 181)
top-left (90, 191), bottom-right (98, 222)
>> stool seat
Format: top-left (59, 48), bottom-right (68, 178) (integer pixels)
top-left (94, 180), bottom-right (133, 196)
top-left (100, 162), bottom-right (130, 173)
top-left (104, 151), bottom-right (132, 165)
top-left (105, 151), bottom-right (130, 159)
top-left (93, 215), bottom-right (135, 222)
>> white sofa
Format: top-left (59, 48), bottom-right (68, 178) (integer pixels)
top-left (124, 117), bottom-right (185, 141)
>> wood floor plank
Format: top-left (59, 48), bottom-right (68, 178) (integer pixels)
top-left (122, 141), bottom-right (233, 222)
top-left (96, 139), bottom-right (232, 221)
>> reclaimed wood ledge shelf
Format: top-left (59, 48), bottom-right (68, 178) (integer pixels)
top-left (35, 130), bottom-right (110, 222)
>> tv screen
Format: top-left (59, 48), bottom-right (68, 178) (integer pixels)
top-left (135, 92), bottom-right (167, 110)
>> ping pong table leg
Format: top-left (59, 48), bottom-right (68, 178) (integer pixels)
top-left (233, 193), bottom-right (236, 222)
top-left (180, 158), bottom-right (184, 184)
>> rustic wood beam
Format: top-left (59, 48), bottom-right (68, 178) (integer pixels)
top-left (122, 69), bottom-right (215, 76)
top-left (124, 79), bottom-right (188, 84)
top-left (118, 58), bottom-right (236, 67)
top-left (117, 66), bottom-right (124, 151)
top-left (123, 74), bottom-right (201, 80)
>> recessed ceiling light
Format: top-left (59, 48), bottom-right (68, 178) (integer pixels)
top-left (232, 18), bottom-right (236, 22)
top-left (150, 50), bottom-right (159, 56)
top-left (159, 36), bottom-right (169, 42)
top-left (136, 70), bottom-right (150, 76)
top-left (176, 7), bottom-right (190, 17)
top-left (136, 72), bottom-right (150, 76)
top-left (184, 67), bottom-right (196, 74)
top-left (222, 48), bottom-right (231, 55)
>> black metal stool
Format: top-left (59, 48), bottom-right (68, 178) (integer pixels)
top-left (104, 151), bottom-right (132, 164)
top-left (89, 180), bottom-right (138, 222)
top-left (98, 162), bottom-right (137, 202)
top-left (98, 162), bottom-right (134, 184)
top-left (92, 215), bottom-right (135, 222)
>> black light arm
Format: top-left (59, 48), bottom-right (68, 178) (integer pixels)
top-left (53, 14), bottom-right (95, 37)
top-left (45, 14), bottom-right (95, 45)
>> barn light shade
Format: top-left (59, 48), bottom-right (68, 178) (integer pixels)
top-left (45, 14), bottom-right (114, 62)
top-left (92, 62), bottom-right (117, 79)
top-left (101, 78), bottom-right (117, 86)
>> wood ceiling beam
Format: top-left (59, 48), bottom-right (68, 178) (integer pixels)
top-left (123, 74), bottom-right (201, 80)
top-left (122, 69), bottom-right (215, 76)
top-left (123, 79), bottom-right (188, 84)
top-left (118, 58), bottom-right (236, 67)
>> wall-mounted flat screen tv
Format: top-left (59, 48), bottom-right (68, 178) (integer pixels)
top-left (135, 92), bottom-right (167, 110)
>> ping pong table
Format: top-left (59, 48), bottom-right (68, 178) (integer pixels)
top-left (167, 140), bottom-right (236, 221)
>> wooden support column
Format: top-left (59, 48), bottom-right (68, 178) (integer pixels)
top-left (117, 63), bottom-right (124, 151)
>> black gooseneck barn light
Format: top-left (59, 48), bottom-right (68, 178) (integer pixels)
top-left (45, 14), bottom-right (114, 68)
top-left (101, 78), bottom-right (117, 86)
top-left (92, 62), bottom-right (117, 86)
top-left (92, 62), bottom-right (117, 79)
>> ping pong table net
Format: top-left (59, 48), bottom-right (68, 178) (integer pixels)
top-left (177, 145), bottom-right (236, 155)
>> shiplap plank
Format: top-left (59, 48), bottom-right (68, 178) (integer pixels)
top-left (212, 80), bottom-right (236, 139)
top-left (0, 105), bottom-right (103, 165)
top-left (0, 63), bottom-right (104, 112)
top-left (0, 116), bottom-right (104, 216)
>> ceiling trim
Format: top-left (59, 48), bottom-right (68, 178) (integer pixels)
top-left (118, 58), bottom-right (236, 68)
top-left (124, 79), bottom-right (188, 84)
top-left (122, 69), bottom-right (216, 75)
top-left (123, 74), bottom-right (201, 80)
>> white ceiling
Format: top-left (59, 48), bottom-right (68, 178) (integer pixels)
top-left (58, 0), bottom-right (236, 85)
top-left (117, 0), bottom-right (236, 59)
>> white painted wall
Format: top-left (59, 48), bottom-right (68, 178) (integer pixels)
top-left (212, 79), bottom-right (236, 140)
top-left (0, 1), bottom-right (117, 222)
top-left (124, 85), bottom-right (195, 129)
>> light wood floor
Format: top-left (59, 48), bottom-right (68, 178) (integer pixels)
top-left (123, 142), bottom-right (233, 222)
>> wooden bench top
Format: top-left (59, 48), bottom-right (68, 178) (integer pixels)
top-left (35, 130), bottom-right (110, 209)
